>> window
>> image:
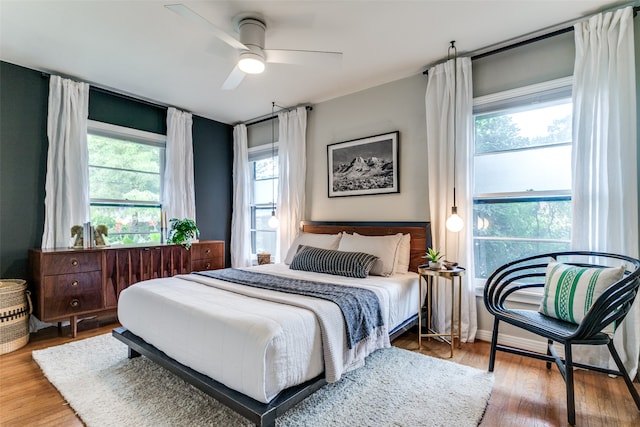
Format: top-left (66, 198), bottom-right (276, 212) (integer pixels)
top-left (249, 146), bottom-right (278, 257)
top-left (87, 121), bottom-right (165, 245)
top-left (472, 79), bottom-right (573, 280)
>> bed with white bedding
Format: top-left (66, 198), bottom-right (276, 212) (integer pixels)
top-left (113, 221), bottom-right (431, 427)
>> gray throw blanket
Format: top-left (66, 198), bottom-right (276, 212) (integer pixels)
top-left (195, 268), bottom-right (384, 349)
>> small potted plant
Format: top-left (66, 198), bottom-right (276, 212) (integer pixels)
top-left (424, 247), bottom-right (444, 269)
top-left (167, 218), bottom-right (200, 250)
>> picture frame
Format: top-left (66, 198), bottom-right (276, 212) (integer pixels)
top-left (327, 131), bottom-right (399, 198)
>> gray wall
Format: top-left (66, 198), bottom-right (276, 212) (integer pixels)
top-left (306, 74), bottom-right (429, 221)
top-left (305, 17), bottom-right (640, 344)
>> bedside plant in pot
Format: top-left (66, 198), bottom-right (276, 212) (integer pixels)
top-left (167, 218), bottom-right (200, 250)
top-left (424, 247), bottom-right (444, 269)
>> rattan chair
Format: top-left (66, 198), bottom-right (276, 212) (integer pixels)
top-left (483, 251), bottom-right (640, 425)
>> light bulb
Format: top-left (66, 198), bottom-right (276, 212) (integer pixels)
top-left (238, 53), bottom-right (265, 74)
top-left (268, 211), bottom-right (279, 229)
top-left (446, 206), bottom-right (464, 232)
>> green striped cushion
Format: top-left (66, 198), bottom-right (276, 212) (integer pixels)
top-left (539, 261), bottom-right (625, 334)
top-left (289, 246), bottom-right (378, 278)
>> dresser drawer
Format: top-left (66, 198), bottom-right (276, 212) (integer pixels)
top-left (42, 271), bottom-right (102, 319)
top-left (42, 252), bottom-right (102, 275)
top-left (191, 257), bottom-right (224, 272)
top-left (192, 242), bottom-right (223, 261)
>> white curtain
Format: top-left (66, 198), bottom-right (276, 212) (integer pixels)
top-left (425, 57), bottom-right (477, 342)
top-left (41, 76), bottom-right (90, 249)
top-left (231, 124), bottom-right (252, 267)
top-left (276, 107), bottom-right (307, 262)
top-left (162, 107), bottom-right (195, 221)
top-left (572, 6), bottom-right (639, 378)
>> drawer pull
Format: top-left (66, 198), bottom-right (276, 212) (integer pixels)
top-left (205, 249), bottom-right (211, 255)
top-left (71, 280), bottom-right (79, 287)
top-left (71, 259), bottom-right (79, 266)
top-left (205, 263), bottom-right (211, 269)
top-left (69, 299), bottom-right (80, 308)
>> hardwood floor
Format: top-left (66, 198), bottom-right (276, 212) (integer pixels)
top-left (1, 318), bottom-right (638, 427)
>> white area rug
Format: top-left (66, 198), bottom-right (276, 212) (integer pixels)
top-left (33, 334), bottom-right (493, 426)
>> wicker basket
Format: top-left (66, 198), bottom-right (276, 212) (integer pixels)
top-left (0, 279), bottom-right (32, 355)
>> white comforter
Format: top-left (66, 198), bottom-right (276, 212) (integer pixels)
top-left (117, 264), bottom-right (419, 403)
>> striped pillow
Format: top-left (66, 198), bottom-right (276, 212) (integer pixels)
top-left (539, 261), bottom-right (625, 334)
top-left (289, 246), bottom-right (378, 278)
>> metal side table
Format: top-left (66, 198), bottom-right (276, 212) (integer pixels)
top-left (417, 265), bottom-right (465, 358)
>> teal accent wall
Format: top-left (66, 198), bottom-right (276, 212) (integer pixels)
top-left (192, 116), bottom-right (233, 265)
top-left (0, 62), bottom-right (49, 278)
top-left (0, 61), bottom-right (233, 278)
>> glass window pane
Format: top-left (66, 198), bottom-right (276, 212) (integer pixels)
top-left (474, 239), bottom-right (571, 279)
top-left (254, 157), bottom-right (278, 180)
top-left (253, 230), bottom-right (277, 255)
top-left (254, 178), bottom-right (277, 205)
top-left (89, 167), bottom-right (160, 201)
top-left (254, 207), bottom-right (274, 230)
top-left (474, 145), bottom-right (571, 194)
top-left (90, 205), bottom-right (161, 245)
top-left (475, 100), bottom-right (572, 154)
top-left (88, 132), bottom-right (162, 202)
top-left (474, 200), bottom-right (571, 240)
top-left (88, 134), bottom-right (160, 173)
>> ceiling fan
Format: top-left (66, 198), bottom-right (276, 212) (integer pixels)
top-left (165, 4), bottom-right (343, 90)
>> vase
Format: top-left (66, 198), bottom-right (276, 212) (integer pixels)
top-left (428, 261), bottom-right (443, 269)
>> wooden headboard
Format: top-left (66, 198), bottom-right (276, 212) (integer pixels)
top-left (300, 221), bottom-right (432, 273)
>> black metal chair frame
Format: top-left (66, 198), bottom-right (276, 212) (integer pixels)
top-left (483, 251), bottom-right (640, 426)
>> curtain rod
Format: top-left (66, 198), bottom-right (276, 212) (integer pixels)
top-left (422, 3), bottom-right (639, 75)
top-left (40, 71), bottom-right (181, 112)
top-left (242, 104), bottom-right (313, 127)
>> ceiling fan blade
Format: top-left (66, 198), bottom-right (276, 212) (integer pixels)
top-left (265, 49), bottom-right (343, 66)
top-left (221, 66), bottom-right (246, 90)
top-left (165, 4), bottom-right (248, 51)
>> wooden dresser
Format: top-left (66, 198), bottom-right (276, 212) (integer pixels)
top-left (29, 241), bottom-right (224, 337)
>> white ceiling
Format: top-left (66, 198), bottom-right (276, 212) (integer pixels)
top-left (0, 0), bottom-right (630, 125)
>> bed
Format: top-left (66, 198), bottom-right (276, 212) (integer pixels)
top-left (113, 221), bottom-right (431, 426)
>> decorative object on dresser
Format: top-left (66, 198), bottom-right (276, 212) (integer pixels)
top-left (166, 218), bottom-right (200, 249)
top-left (327, 131), bottom-right (399, 198)
top-left (28, 241), bottom-right (224, 337)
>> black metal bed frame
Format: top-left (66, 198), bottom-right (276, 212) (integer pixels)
top-left (112, 220), bottom-right (428, 426)
top-left (113, 316), bottom-right (417, 427)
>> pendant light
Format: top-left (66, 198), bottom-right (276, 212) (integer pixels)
top-left (445, 41), bottom-right (464, 233)
top-left (268, 101), bottom-right (279, 229)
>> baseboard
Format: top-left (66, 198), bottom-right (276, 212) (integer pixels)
top-left (475, 329), bottom-right (565, 358)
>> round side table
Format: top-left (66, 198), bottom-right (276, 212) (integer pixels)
top-left (417, 265), bottom-right (465, 357)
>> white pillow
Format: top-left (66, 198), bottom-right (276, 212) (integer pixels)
top-left (284, 232), bottom-right (342, 264)
top-left (338, 232), bottom-right (403, 276)
top-left (393, 233), bottom-right (411, 274)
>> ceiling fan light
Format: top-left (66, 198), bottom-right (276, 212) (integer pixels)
top-left (238, 52), bottom-right (265, 74)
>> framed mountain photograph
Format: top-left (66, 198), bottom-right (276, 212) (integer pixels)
top-left (327, 131), bottom-right (399, 198)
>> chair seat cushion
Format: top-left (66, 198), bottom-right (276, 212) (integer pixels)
top-left (505, 309), bottom-right (609, 343)
top-left (538, 261), bottom-right (624, 334)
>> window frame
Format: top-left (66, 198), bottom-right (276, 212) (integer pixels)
top-left (471, 77), bottom-right (573, 303)
top-left (248, 143), bottom-right (279, 259)
top-left (87, 120), bottom-right (166, 244)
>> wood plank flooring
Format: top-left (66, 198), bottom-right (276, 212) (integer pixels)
top-left (1, 318), bottom-right (639, 426)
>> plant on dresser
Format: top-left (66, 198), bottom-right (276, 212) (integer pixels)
top-left (29, 241), bottom-right (224, 337)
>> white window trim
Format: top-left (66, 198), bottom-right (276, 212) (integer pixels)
top-left (473, 76), bottom-right (573, 108)
top-left (471, 76), bottom-right (574, 306)
top-left (87, 120), bottom-right (166, 147)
